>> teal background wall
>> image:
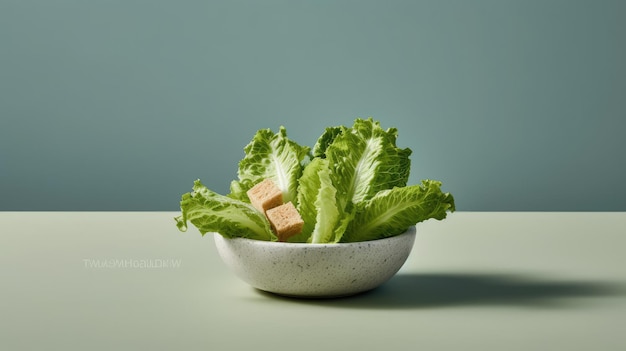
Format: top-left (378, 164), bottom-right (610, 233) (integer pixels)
top-left (1, 0), bottom-right (625, 211)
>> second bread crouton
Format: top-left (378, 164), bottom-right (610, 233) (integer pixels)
top-left (266, 202), bottom-right (304, 242)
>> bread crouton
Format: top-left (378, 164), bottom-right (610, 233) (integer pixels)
top-left (266, 202), bottom-right (304, 242)
top-left (246, 178), bottom-right (283, 214)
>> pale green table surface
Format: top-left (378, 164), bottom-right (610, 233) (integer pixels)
top-left (1, 212), bottom-right (625, 351)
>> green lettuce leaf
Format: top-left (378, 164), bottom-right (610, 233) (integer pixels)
top-left (229, 126), bottom-right (310, 205)
top-left (176, 118), bottom-right (455, 243)
top-left (294, 158), bottom-right (341, 243)
top-left (176, 180), bottom-right (275, 241)
top-left (324, 118), bottom-right (412, 211)
top-left (341, 180), bottom-right (455, 242)
top-left (312, 126), bottom-right (342, 158)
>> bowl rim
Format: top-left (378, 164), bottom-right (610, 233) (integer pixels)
top-left (213, 225), bottom-right (416, 248)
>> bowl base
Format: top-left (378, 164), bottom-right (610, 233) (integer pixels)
top-left (254, 287), bottom-right (377, 300)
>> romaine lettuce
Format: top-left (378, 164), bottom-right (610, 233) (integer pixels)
top-left (341, 180), bottom-right (455, 242)
top-left (229, 126), bottom-right (310, 206)
top-left (323, 118), bottom-right (412, 211)
top-left (176, 180), bottom-right (275, 241)
top-left (311, 126), bottom-right (342, 158)
top-left (176, 118), bottom-right (455, 243)
top-left (294, 158), bottom-right (341, 243)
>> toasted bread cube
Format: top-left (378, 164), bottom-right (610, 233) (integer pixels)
top-left (266, 202), bottom-right (304, 242)
top-left (247, 179), bottom-right (283, 213)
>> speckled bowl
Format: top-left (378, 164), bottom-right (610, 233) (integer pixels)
top-left (213, 226), bottom-right (416, 298)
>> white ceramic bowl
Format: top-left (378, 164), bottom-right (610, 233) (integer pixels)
top-left (213, 226), bottom-right (416, 298)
